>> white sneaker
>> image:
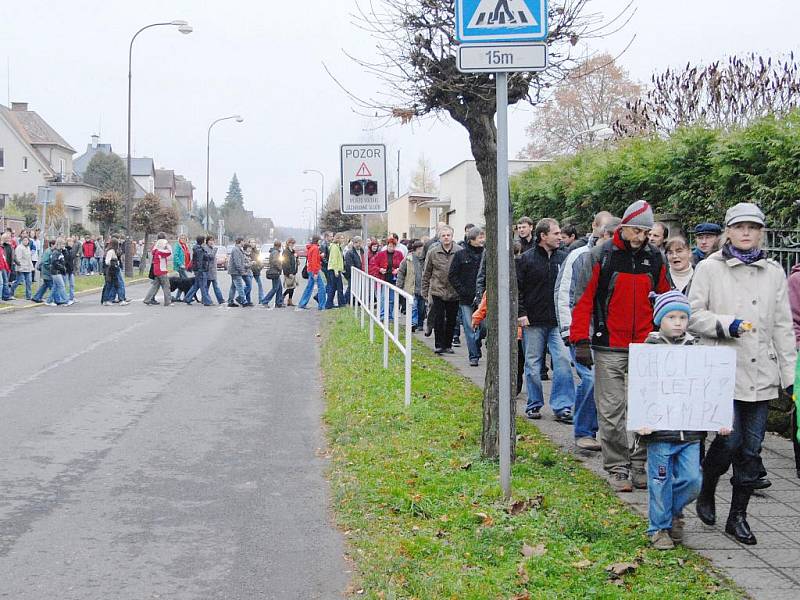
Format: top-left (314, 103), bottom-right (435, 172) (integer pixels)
top-left (44, 301), bottom-right (56, 306)
top-left (119, 299), bottom-right (131, 306)
top-left (102, 301), bottom-right (113, 306)
top-left (66, 300), bottom-right (74, 306)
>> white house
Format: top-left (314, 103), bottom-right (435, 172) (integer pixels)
top-left (432, 159), bottom-right (547, 235)
top-left (0, 102), bottom-right (100, 232)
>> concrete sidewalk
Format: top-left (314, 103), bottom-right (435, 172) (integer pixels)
top-left (417, 330), bottom-right (800, 600)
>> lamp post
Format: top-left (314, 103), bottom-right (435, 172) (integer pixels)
top-left (207, 115), bottom-right (244, 232)
top-left (302, 169), bottom-right (324, 233)
top-left (125, 19), bottom-right (193, 277)
top-left (303, 188), bottom-right (318, 234)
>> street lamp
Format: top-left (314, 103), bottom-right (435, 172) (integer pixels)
top-left (125, 19), bottom-right (193, 276)
top-left (303, 188), bottom-right (318, 234)
top-left (207, 115), bottom-right (244, 232)
top-left (302, 169), bottom-right (324, 233)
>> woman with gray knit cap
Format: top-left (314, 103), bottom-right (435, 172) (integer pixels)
top-left (689, 202), bottom-right (796, 545)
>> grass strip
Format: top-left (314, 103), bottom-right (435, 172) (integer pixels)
top-left (321, 310), bottom-right (743, 599)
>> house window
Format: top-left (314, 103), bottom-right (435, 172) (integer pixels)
top-left (0, 147), bottom-right (4, 168)
top-left (22, 156), bottom-right (28, 171)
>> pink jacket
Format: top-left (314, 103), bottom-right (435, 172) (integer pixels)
top-left (788, 264), bottom-right (800, 346)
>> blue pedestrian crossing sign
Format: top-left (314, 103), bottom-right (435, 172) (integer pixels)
top-left (456, 0), bottom-right (548, 43)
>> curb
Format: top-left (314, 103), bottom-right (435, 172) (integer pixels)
top-left (0, 278), bottom-right (149, 315)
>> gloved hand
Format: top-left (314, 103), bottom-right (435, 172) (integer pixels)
top-left (574, 339), bottom-right (593, 367)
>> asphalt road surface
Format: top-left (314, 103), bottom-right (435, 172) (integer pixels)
top-left (0, 276), bottom-right (348, 599)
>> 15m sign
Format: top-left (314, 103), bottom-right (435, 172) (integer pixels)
top-left (340, 144), bottom-right (388, 214)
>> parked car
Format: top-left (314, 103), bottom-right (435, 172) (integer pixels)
top-left (295, 244), bottom-right (308, 259)
top-left (216, 245), bottom-right (229, 270)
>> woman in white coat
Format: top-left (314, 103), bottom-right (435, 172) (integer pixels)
top-left (689, 202), bottom-right (796, 545)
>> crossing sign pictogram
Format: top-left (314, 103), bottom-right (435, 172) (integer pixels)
top-left (456, 0), bottom-right (548, 43)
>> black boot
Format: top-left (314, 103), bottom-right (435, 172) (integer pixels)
top-left (695, 472), bottom-right (719, 525)
top-left (725, 486), bottom-right (757, 545)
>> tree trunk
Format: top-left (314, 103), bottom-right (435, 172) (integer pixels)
top-left (138, 233), bottom-right (149, 276)
top-left (464, 114), bottom-right (519, 461)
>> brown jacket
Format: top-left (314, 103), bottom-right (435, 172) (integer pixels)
top-left (421, 242), bottom-right (458, 301)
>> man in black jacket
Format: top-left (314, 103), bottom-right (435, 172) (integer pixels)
top-left (448, 226), bottom-right (485, 366)
top-left (63, 236), bottom-right (77, 304)
top-left (343, 236), bottom-right (364, 304)
top-left (517, 218), bottom-right (575, 422)
top-left (185, 236), bottom-right (212, 306)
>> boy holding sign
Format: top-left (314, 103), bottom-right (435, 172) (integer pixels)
top-left (636, 291), bottom-right (731, 550)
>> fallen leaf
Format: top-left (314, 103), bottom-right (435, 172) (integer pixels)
top-left (475, 512), bottom-right (494, 527)
top-left (572, 559), bottom-right (592, 569)
top-left (605, 561), bottom-right (639, 577)
top-left (510, 592), bottom-right (531, 600)
top-left (521, 543), bottom-right (546, 558)
top-left (507, 495), bottom-right (544, 515)
top-left (516, 561), bottom-right (530, 584)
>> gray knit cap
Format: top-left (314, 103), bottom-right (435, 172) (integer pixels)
top-left (620, 200), bottom-right (654, 230)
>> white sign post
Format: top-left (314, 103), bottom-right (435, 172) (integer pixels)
top-left (627, 344), bottom-right (736, 432)
top-left (340, 144), bottom-right (388, 215)
top-left (455, 0), bottom-right (548, 501)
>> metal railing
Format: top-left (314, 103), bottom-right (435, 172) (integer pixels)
top-left (764, 229), bottom-right (800, 274)
top-left (349, 268), bottom-right (413, 407)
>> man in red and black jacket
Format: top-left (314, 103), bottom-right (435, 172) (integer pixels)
top-left (570, 200), bottom-right (670, 493)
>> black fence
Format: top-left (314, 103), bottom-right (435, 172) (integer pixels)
top-left (764, 229), bottom-right (800, 274)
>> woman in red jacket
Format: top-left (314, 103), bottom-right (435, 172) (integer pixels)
top-left (373, 237), bottom-right (404, 321)
top-left (296, 235), bottom-right (325, 310)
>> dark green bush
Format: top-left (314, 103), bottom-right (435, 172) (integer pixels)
top-left (512, 110), bottom-right (800, 229)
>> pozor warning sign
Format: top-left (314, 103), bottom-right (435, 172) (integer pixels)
top-left (340, 144), bottom-right (388, 214)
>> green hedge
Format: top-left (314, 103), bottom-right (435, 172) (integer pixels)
top-left (512, 110), bottom-right (800, 230)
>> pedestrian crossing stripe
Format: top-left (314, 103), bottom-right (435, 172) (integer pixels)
top-left (468, 0), bottom-right (537, 30)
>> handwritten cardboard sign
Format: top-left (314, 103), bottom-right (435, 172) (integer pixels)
top-left (627, 344), bottom-right (735, 432)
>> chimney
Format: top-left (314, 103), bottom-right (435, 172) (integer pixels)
top-left (91, 134), bottom-right (100, 148)
top-left (11, 102), bottom-right (28, 111)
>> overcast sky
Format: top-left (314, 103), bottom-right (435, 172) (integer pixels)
top-left (1, 1), bottom-right (797, 228)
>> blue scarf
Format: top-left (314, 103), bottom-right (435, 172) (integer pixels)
top-left (722, 242), bottom-right (765, 265)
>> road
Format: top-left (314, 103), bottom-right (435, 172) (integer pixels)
top-left (0, 276), bottom-right (348, 599)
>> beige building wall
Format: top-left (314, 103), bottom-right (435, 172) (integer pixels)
top-left (0, 120), bottom-right (51, 196)
top-left (388, 193), bottom-right (435, 239)
top-left (435, 160), bottom-right (548, 235)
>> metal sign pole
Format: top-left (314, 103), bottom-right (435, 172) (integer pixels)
top-left (496, 71), bottom-right (512, 501)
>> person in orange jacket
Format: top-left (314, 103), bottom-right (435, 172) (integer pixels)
top-left (296, 235), bottom-right (325, 310)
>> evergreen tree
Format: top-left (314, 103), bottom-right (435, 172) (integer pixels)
top-left (224, 173), bottom-right (244, 211)
top-left (84, 152), bottom-right (128, 195)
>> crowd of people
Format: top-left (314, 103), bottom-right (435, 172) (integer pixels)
top-left (5, 201), bottom-right (800, 552)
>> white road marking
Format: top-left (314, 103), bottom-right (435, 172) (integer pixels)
top-left (42, 313), bottom-right (133, 317)
top-left (0, 322), bottom-right (144, 399)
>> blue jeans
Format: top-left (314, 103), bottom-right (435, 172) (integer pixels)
top-left (90, 257), bottom-right (98, 274)
top-left (261, 276), bottom-right (283, 307)
top-left (101, 282), bottom-right (119, 303)
top-left (298, 272), bottom-right (326, 309)
top-left (187, 272), bottom-right (212, 305)
top-left (50, 274), bottom-right (68, 304)
top-left (1, 270), bottom-right (11, 300)
top-left (326, 273), bottom-right (345, 308)
top-left (460, 304), bottom-right (484, 361)
top-left (65, 272), bottom-right (75, 301)
top-left (254, 273), bottom-right (265, 303)
top-left (570, 345), bottom-right (598, 439)
top-left (115, 269), bottom-right (126, 301)
top-left (206, 278), bottom-right (225, 303)
top-left (703, 400), bottom-right (770, 488)
top-left (522, 325), bottom-right (575, 415)
top-left (646, 441), bottom-right (702, 534)
top-left (379, 286), bottom-right (395, 321)
top-left (11, 271), bottom-right (32, 299)
top-left (228, 274), bottom-right (247, 304)
top-left (80, 257), bottom-right (90, 274)
top-left (33, 278), bottom-right (53, 302)
top-left (243, 273), bottom-right (253, 304)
